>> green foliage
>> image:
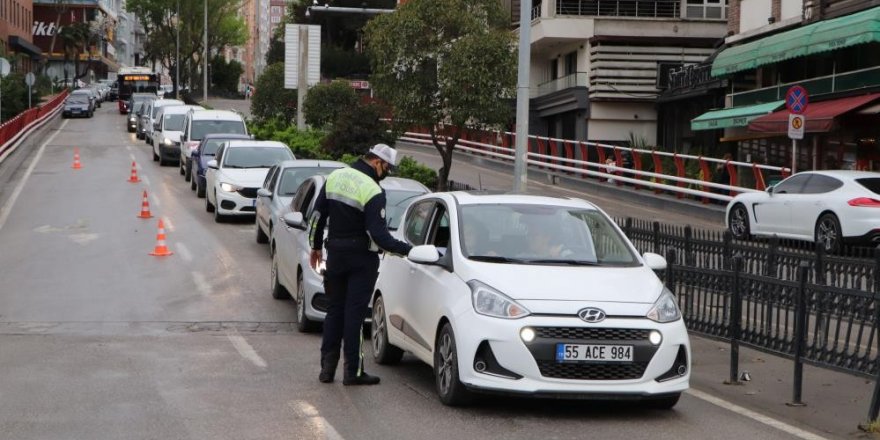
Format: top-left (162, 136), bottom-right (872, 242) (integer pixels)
top-left (251, 63), bottom-right (298, 123)
top-left (303, 81), bottom-right (359, 129)
top-left (395, 156), bottom-right (437, 189)
top-left (250, 118), bottom-right (329, 159)
top-left (0, 73), bottom-right (36, 122)
top-left (210, 56), bottom-right (243, 94)
top-left (265, 36), bottom-right (284, 65)
top-left (322, 102), bottom-right (395, 158)
top-left (338, 153), bottom-right (359, 165)
top-left (321, 45), bottom-right (371, 79)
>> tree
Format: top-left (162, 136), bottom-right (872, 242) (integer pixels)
top-left (365, 0), bottom-right (516, 191)
top-left (210, 56), bottom-right (243, 95)
top-left (321, 102), bottom-right (395, 159)
top-left (265, 36), bottom-right (285, 66)
top-left (303, 80), bottom-right (359, 129)
top-left (251, 63), bottom-right (298, 123)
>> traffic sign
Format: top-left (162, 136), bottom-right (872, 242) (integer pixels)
top-left (25, 73), bottom-right (35, 86)
top-left (0, 58), bottom-right (10, 78)
top-left (788, 113), bottom-right (805, 140)
top-left (786, 85), bottom-right (809, 114)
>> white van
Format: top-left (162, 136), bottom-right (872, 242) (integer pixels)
top-left (142, 99), bottom-right (184, 145)
top-left (152, 105), bottom-right (204, 166)
top-left (179, 110), bottom-right (248, 182)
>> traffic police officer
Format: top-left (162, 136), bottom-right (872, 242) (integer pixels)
top-left (309, 144), bottom-right (412, 385)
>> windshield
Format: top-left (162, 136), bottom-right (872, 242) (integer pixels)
top-left (67, 97), bottom-right (88, 104)
top-left (386, 190), bottom-right (427, 229)
top-left (458, 204), bottom-right (638, 266)
top-left (132, 102), bottom-right (145, 113)
top-left (278, 167), bottom-right (337, 196)
top-left (223, 147), bottom-right (293, 168)
top-left (163, 114), bottom-right (186, 131)
top-left (202, 139), bottom-right (227, 156)
top-left (192, 120), bottom-right (246, 140)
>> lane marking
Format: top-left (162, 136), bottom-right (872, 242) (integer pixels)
top-left (130, 152), bottom-right (137, 162)
top-left (0, 120), bottom-right (69, 232)
top-left (290, 400), bottom-right (345, 440)
top-left (191, 271), bottom-right (211, 296)
top-left (142, 175), bottom-right (151, 186)
top-left (226, 330), bottom-right (267, 368)
top-left (162, 216), bottom-right (175, 232)
top-left (150, 194), bottom-right (161, 207)
top-left (177, 242), bottom-right (193, 262)
top-left (686, 389), bottom-right (829, 440)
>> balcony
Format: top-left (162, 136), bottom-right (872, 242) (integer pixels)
top-left (532, 72), bottom-right (590, 98)
top-left (729, 65), bottom-right (880, 107)
top-left (556, 0), bottom-right (681, 18)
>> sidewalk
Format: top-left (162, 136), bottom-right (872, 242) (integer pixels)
top-left (690, 335), bottom-right (878, 439)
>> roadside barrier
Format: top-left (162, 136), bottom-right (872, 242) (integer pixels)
top-left (0, 91), bottom-right (69, 164)
top-left (137, 190), bottom-right (153, 219)
top-left (149, 219), bottom-right (173, 257)
top-left (71, 147), bottom-right (82, 170)
top-left (128, 161), bottom-right (141, 183)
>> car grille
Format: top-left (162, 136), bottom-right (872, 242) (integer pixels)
top-left (537, 360), bottom-right (648, 380)
top-left (534, 327), bottom-right (649, 341)
top-left (237, 187), bottom-right (259, 198)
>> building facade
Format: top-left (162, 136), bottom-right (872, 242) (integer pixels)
top-left (269, 0), bottom-right (286, 36)
top-left (0, 0), bottom-right (41, 73)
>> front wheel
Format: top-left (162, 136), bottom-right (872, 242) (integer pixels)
top-left (205, 190), bottom-right (215, 212)
top-left (256, 222), bottom-right (269, 244)
top-left (816, 213), bottom-right (842, 254)
top-left (296, 271), bottom-right (320, 332)
top-left (434, 323), bottom-right (472, 406)
top-left (184, 159), bottom-right (192, 182)
top-left (271, 256), bottom-right (291, 300)
top-left (728, 204), bottom-right (751, 240)
top-left (372, 296), bottom-right (404, 364)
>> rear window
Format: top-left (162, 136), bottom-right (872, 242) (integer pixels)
top-left (856, 178), bottom-right (880, 195)
top-left (191, 120), bottom-right (246, 140)
top-left (202, 139), bottom-right (226, 156)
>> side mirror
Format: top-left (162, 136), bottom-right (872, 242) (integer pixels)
top-left (283, 212), bottom-right (306, 230)
top-left (257, 188), bottom-right (273, 198)
top-left (642, 252), bottom-right (667, 271)
top-left (153, 122), bottom-right (160, 130)
top-left (766, 186), bottom-right (774, 195)
top-left (207, 159), bottom-right (218, 169)
top-left (408, 245), bottom-right (441, 264)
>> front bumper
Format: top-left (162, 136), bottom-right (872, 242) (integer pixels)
top-left (158, 142), bottom-right (180, 161)
top-left (215, 187), bottom-right (258, 216)
top-left (63, 109), bottom-right (88, 117)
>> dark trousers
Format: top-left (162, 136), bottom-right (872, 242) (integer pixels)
top-left (320, 249), bottom-right (380, 377)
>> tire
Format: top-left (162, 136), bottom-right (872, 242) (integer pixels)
top-left (152, 148), bottom-right (159, 162)
top-left (256, 222), bottom-right (269, 244)
top-left (296, 270), bottom-right (320, 332)
top-left (728, 204), bottom-right (751, 240)
top-left (271, 255), bottom-right (291, 300)
top-left (372, 295), bottom-right (404, 364)
top-left (206, 190), bottom-right (215, 212)
top-left (213, 197), bottom-right (225, 223)
top-left (179, 159), bottom-right (185, 176)
top-left (197, 179), bottom-right (206, 198)
top-left (191, 175), bottom-right (197, 191)
top-left (159, 156), bottom-right (167, 166)
top-left (644, 393), bottom-right (681, 410)
top-left (184, 159), bottom-right (192, 182)
top-left (434, 323), bottom-right (472, 406)
top-left (815, 213), bottom-right (842, 254)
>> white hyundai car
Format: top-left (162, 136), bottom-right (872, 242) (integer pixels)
top-left (370, 192), bottom-right (689, 407)
top-left (726, 170), bottom-right (880, 252)
top-left (205, 140), bottom-right (295, 222)
top-left (272, 176), bottom-right (429, 332)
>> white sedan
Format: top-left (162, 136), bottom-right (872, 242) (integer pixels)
top-left (726, 170), bottom-right (880, 252)
top-left (371, 192), bottom-right (689, 406)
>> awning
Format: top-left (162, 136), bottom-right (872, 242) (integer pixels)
top-left (8, 36), bottom-right (42, 58)
top-left (712, 6), bottom-right (880, 77)
top-left (748, 93), bottom-right (880, 133)
top-left (691, 101), bottom-right (784, 131)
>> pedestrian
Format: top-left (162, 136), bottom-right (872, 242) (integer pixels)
top-left (309, 144), bottom-right (413, 386)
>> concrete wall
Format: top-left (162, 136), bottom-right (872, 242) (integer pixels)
top-left (781, 0), bottom-right (803, 20)
top-left (740, 0), bottom-right (773, 33)
top-left (587, 102), bottom-right (657, 144)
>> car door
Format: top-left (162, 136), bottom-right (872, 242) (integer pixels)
top-left (788, 174), bottom-right (843, 238)
top-left (277, 178), bottom-right (316, 285)
top-left (752, 173), bottom-right (812, 236)
top-left (206, 144), bottom-right (225, 202)
top-left (257, 165), bottom-right (279, 232)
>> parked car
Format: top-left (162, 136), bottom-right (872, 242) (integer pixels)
top-left (364, 192), bottom-right (688, 406)
top-left (124, 92), bottom-right (155, 116)
top-left (70, 89), bottom-right (96, 113)
top-left (726, 170), bottom-right (880, 252)
top-left (181, 109), bottom-right (248, 182)
top-left (62, 95), bottom-right (93, 118)
top-left (141, 99), bottom-right (184, 144)
top-left (126, 94), bottom-right (156, 131)
top-left (192, 134), bottom-right (252, 198)
top-left (255, 160), bottom-right (346, 245)
top-left (152, 105), bottom-right (204, 166)
top-left (272, 176), bottom-right (430, 332)
top-left (205, 140), bottom-right (295, 222)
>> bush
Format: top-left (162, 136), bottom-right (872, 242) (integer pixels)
top-left (322, 102), bottom-right (394, 158)
top-left (251, 63), bottom-right (297, 123)
top-left (211, 56), bottom-right (244, 95)
top-left (250, 118), bottom-right (328, 159)
top-left (303, 80), bottom-right (359, 129)
top-left (396, 156), bottom-right (437, 189)
top-left (1, 73), bottom-right (31, 122)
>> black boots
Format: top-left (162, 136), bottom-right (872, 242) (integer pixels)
top-left (342, 360), bottom-right (380, 386)
top-left (319, 353), bottom-right (340, 383)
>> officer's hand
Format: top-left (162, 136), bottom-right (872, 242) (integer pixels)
top-left (310, 249), bottom-right (322, 271)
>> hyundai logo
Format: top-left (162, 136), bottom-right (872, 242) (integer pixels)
top-left (577, 307), bottom-right (606, 323)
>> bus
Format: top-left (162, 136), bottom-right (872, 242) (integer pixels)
top-left (117, 67), bottom-right (160, 113)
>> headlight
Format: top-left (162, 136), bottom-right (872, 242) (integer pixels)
top-left (468, 280), bottom-right (530, 319)
top-left (646, 288), bottom-right (681, 323)
top-left (129, 117), bottom-right (136, 122)
top-left (220, 182), bottom-right (243, 192)
top-left (163, 138), bottom-right (172, 146)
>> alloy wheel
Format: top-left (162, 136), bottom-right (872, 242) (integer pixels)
top-left (371, 299), bottom-right (386, 355)
top-left (437, 333), bottom-right (454, 395)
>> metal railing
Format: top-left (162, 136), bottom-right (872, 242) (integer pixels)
top-left (532, 3), bottom-right (542, 21)
top-left (729, 65), bottom-right (880, 107)
top-left (0, 91), bottom-right (69, 162)
top-left (556, 0), bottom-right (681, 18)
top-left (531, 72), bottom-right (589, 98)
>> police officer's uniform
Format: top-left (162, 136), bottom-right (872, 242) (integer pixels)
top-left (310, 146), bottom-right (412, 385)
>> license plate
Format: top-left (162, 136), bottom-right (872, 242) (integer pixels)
top-left (252, 199), bottom-right (257, 207)
top-left (556, 344), bottom-right (633, 362)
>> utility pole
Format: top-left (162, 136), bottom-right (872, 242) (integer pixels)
top-left (513, 0), bottom-right (532, 193)
top-left (296, 25), bottom-right (308, 130)
top-left (203, 0), bottom-right (208, 103)
top-left (176, 0), bottom-right (180, 99)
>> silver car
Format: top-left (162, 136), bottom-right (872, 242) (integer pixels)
top-left (271, 175), bottom-right (430, 332)
top-left (255, 160), bottom-right (346, 246)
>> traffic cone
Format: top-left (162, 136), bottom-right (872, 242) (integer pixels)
top-left (149, 219), bottom-right (173, 257)
top-left (72, 148), bottom-right (82, 169)
top-left (137, 190), bottom-right (153, 219)
top-left (128, 161), bottom-right (141, 183)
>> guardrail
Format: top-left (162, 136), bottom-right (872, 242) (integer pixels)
top-left (400, 128), bottom-right (792, 203)
top-left (0, 91), bottom-right (69, 163)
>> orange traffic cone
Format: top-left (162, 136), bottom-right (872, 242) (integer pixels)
top-left (128, 161), bottom-right (141, 183)
top-left (137, 190), bottom-right (153, 219)
top-left (72, 148), bottom-right (82, 169)
top-left (149, 219), bottom-right (173, 257)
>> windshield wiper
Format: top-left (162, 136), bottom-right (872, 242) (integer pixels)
top-left (522, 259), bottom-right (601, 266)
top-left (223, 165), bottom-right (245, 169)
top-left (468, 255), bottom-right (527, 264)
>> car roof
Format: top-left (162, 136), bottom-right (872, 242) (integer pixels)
top-left (225, 140), bottom-right (288, 149)
top-left (277, 160), bottom-right (347, 169)
top-left (202, 133), bottom-right (251, 141)
top-left (188, 110), bottom-right (243, 121)
top-left (795, 170), bottom-right (880, 180)
top-left (71, 89), bottom-right (91, 94)
top-left (449, 191), bottom-right (598, 209)
top-left (161, 105), bottom-right (203, 115)
top-left (152, 99), bottom-right (185, 108)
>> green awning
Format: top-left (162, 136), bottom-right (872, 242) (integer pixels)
top-left (712, 6), bottom-right (880, 77)
top-left (691, 101), bottom-right (784, 131)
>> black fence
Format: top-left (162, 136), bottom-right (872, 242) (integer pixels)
top-left (615, 218), bottom-right (880, 421)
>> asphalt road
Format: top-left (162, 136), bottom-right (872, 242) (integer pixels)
top-left (0, 106), bottom-right (829, 439)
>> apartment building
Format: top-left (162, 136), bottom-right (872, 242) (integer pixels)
top-left (0, 0), bottom-right (40, 73)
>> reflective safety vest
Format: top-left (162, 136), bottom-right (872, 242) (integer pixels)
top-left (325, 167), bottom-right (382, 211)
